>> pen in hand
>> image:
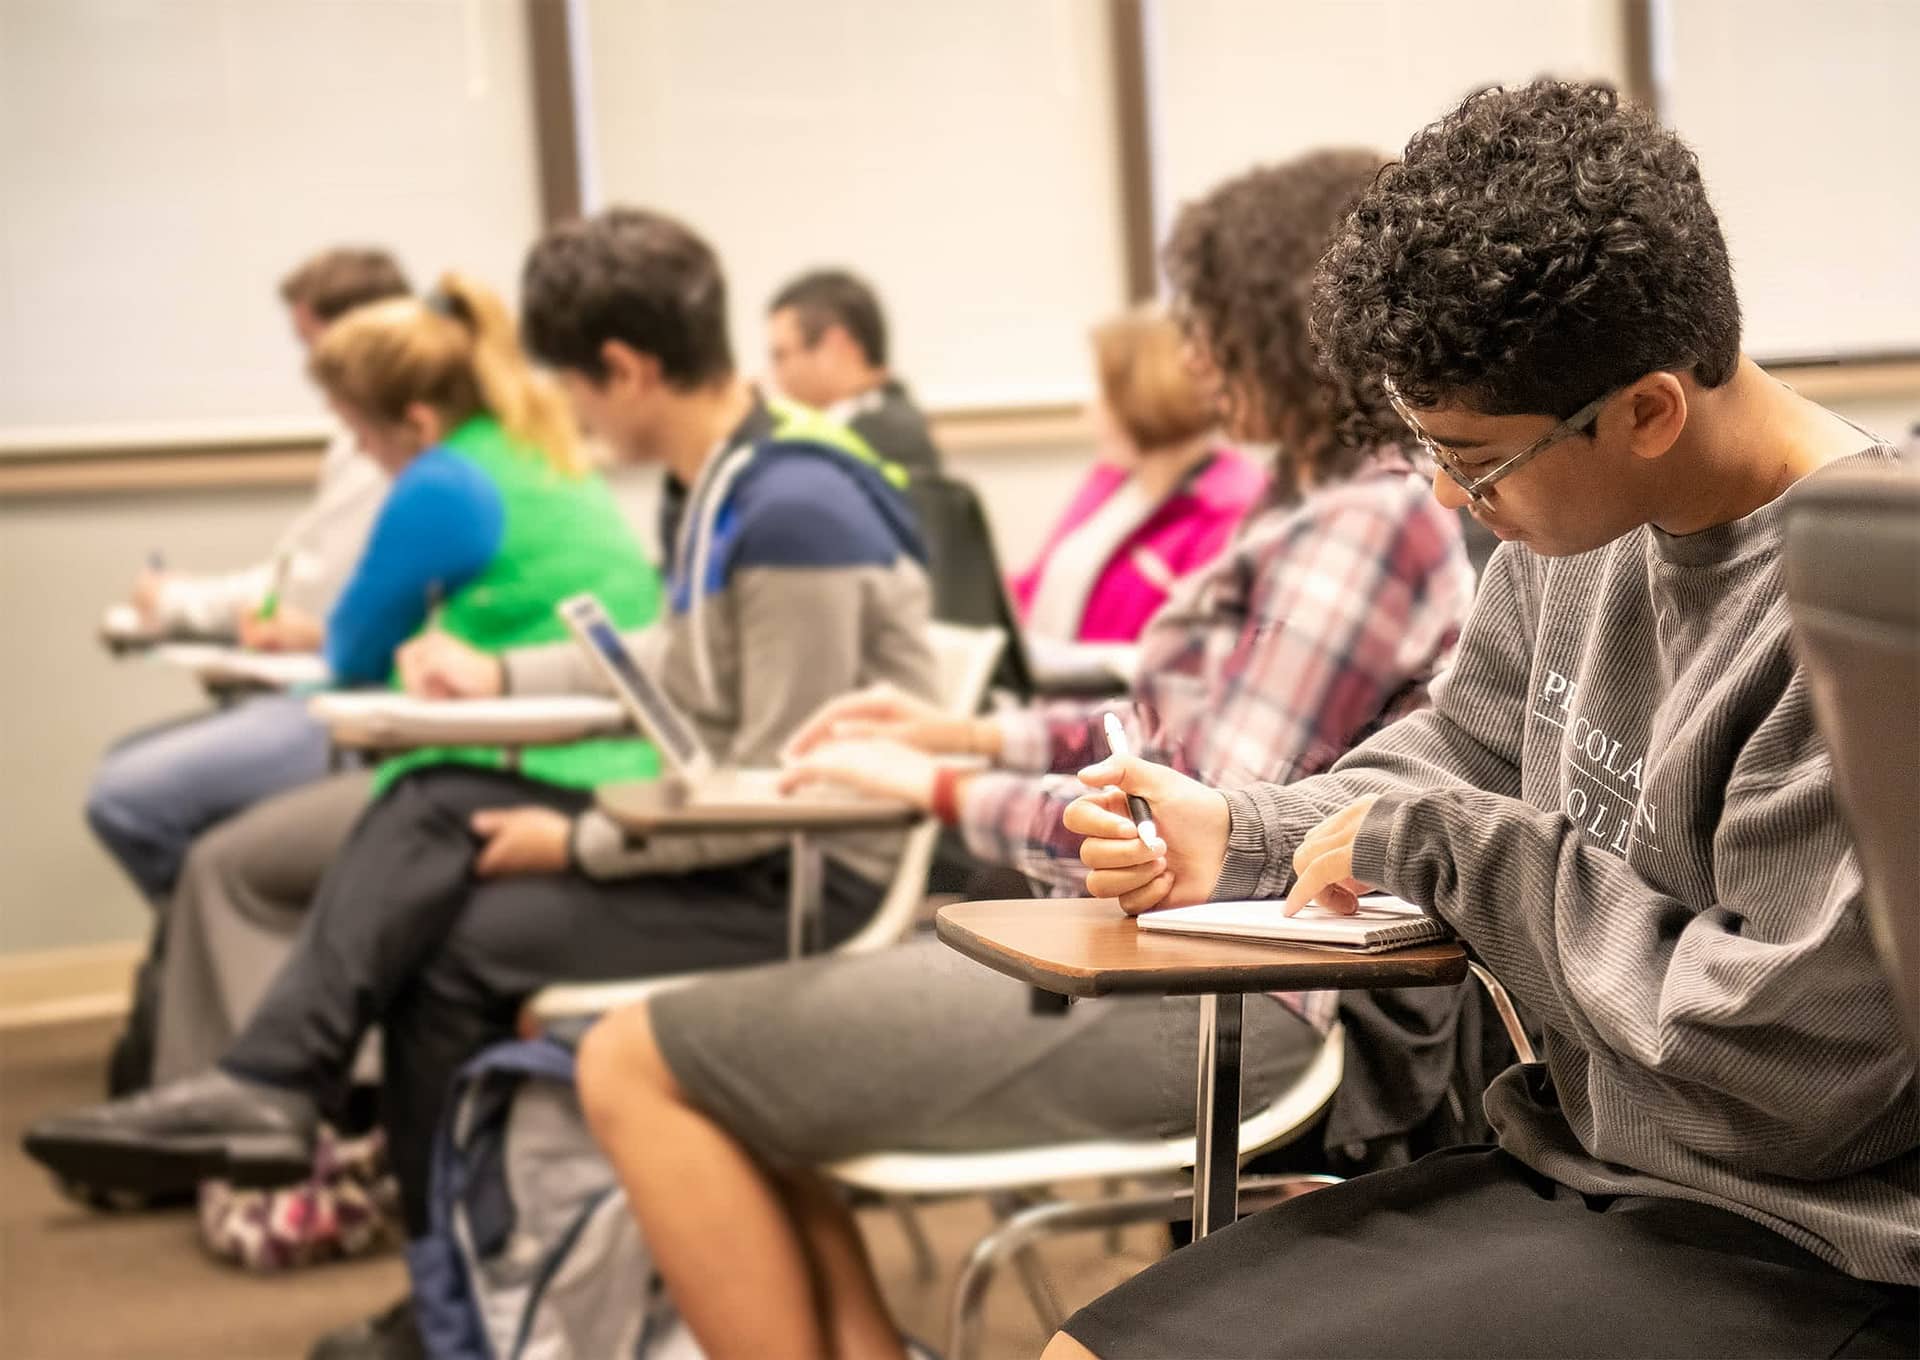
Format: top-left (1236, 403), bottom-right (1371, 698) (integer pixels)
top-left (256, 550), bottom-right (292, 621)
top-left (1100, 712), bottom-right (1164, 852)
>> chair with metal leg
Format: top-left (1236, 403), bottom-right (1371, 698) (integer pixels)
top-left (913, 895), bottom-right (1491, 1359)
top-left (824, 1020), bottom-right (1348, 1360)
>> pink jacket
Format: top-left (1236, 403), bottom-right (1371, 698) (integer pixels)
top-left (1010, 446), bottom-right (1267, 642)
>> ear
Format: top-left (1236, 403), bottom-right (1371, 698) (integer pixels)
top-left (1618, 371), bottom-right (1688, 463)
top-left (401, 401), bottom-right (447, 450)
top-left (820, 322), bottom-right (857, 364)
top-left (599, 338), bottom-right (663, 395)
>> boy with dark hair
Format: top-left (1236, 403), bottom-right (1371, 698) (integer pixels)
top-left (1054, 81), bottom-right (1917, 1358)
top-left (29, 208), bottom-right (937, 1360)
top-left (767, 267), bottom-right (942, 478)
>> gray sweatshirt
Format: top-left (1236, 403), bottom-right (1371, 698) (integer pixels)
top-left (1215, 445), bottom-right (1918, 1284)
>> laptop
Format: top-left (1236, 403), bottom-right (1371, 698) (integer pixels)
top-left (557, 592), bottom-right (837, 806)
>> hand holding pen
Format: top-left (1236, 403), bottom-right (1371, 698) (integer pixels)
top-left (1101, 712), bottom-right (1165, 853)
top-left (255, 550), bottom-right (293, 622)
top-left (1067, 737), bottom-right (1232, 914)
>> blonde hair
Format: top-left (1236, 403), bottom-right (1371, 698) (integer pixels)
top-left (1090, 306), bottom-right (1216, 452)
top-left (310, 271), bottom-right (583, 475)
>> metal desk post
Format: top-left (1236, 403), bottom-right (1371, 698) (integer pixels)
top-left (787, 833), bottom-right (825, 959)
top-left (1191, 991), bottom-right (1244, 1238)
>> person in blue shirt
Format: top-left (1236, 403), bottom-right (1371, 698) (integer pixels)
top-left (81, 271), bottom-right (658, 1097)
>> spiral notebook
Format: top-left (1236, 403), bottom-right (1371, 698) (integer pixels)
top-left (1137, 893), bottom-right (1449, 953)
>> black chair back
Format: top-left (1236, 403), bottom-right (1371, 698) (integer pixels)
top-left (905, 474), bottom-right (1038, 698)
top-left (1784, 465), bottom-right (1920, 1051)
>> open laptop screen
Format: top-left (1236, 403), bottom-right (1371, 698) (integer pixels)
top-left (558, 595), bottom-right (708, 775)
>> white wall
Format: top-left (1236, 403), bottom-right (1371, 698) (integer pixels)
top-left (0, 0), bottom-right (543, 438)
top-left (580, 0), bottom-right (1127, 410)
top-left (2, 0), bottom-right (1917, 958)
top-left (1148, 0), bottom-right (1626, 249)
top-left (1661, 0), bottom-right (1920, 361)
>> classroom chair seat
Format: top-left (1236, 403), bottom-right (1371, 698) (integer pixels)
top-left (824, 1022), bottom-right (1346, 1360)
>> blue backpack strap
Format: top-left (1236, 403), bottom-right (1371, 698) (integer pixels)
top-left (414, 1038), bottom-right (581, 1360)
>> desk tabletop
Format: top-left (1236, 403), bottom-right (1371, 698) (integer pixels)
top-left (315, 694), bottom-right (632, 751)
top-left (935, 897), bottom-right (1468, 998)
top-left (597, 780), bottom-right (922, 834)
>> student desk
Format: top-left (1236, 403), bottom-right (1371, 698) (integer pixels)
top-left (313, 693), bottom-right (632, 762)
top-left (935, 896), bottom-right (1469, 1237)
top-left (598, 781), bottom-right (921, 958)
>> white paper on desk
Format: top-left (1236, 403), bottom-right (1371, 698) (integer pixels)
top-left (310, 693), bottom-right (633, 746)
top-left (100, 603), bottom-right (148, 640)
top-left (1138, 893), bottom-right (1449, 952)
top-left (151, 643), bottom-right (331, 689)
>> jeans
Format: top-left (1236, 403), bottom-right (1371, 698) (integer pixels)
top-left (85, 693), bottom-right (333, 902)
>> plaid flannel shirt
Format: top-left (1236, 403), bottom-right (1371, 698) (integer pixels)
top-left (958, 452), bottom-right (1475, 1030)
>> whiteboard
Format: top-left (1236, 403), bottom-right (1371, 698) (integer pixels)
top-left (1147, 0), bottom-right (1626, 247)
top-left (579, 0), bottom-right (1127, 412)
top-left (1661, 0), bottom-right (1920, 361)
top-left (0, 0), bottom-right (543, 441)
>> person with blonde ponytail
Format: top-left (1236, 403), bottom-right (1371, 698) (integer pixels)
top-left (28, 268), bottom-right (665, 1191)
top-left (301, 271), bottom-right (639, 688)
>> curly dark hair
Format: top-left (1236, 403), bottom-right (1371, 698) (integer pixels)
top-left (1163, 148), bottom-right (1399, 497)
top-left (1312, 80), bottom-right (1740, 419)
top-left (520, 207), bottom-right (734, 388)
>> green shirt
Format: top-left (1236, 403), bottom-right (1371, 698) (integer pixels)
top-left (372, 414), bottom-right (662, 795)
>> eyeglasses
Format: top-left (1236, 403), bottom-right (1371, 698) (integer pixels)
top-left (1382, 376), bottom-right (1615, 502)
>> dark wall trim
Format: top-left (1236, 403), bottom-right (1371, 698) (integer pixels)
top-left (526, 0), bottom-right (585, 226)
top-left (1107, 0), bottom-right (1159, 302)
top-left (1620, 0), bottom-right (1661, 115)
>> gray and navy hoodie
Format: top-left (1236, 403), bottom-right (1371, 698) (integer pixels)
top-left (503, 393), bottom-right (938, 883)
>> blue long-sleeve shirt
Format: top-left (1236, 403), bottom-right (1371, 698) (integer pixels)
top-left (324, 448), bottom-right (505, 683)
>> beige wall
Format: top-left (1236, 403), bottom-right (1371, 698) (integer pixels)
top-left (0, 436), bottom-right (1095, 957)
top-left (5, 387), bottom-right (1916, 957)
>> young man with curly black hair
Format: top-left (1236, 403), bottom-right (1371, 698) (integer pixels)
top-left (1056, 80), bottom-right (1917, 1358)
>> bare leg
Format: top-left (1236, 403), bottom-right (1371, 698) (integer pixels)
top-left (577, 1002), bottom-right (828, 1360)
top-left (1042, 1333), bottom-right (1103, 1360)
top-left (776, 1168), bottom-right (908, 1360)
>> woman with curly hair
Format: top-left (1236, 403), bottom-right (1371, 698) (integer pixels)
top-left (567, 147), bottom-right (1474, 1360)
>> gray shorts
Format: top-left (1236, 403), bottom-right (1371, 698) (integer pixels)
top-left (649, 935), bottom-right (1319, 1168)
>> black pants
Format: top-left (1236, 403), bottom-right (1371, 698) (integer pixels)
top-left (222, 768), bottom-right (880, 1235)
top-left (1065, 1145), bottom-right (1918, 1359)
